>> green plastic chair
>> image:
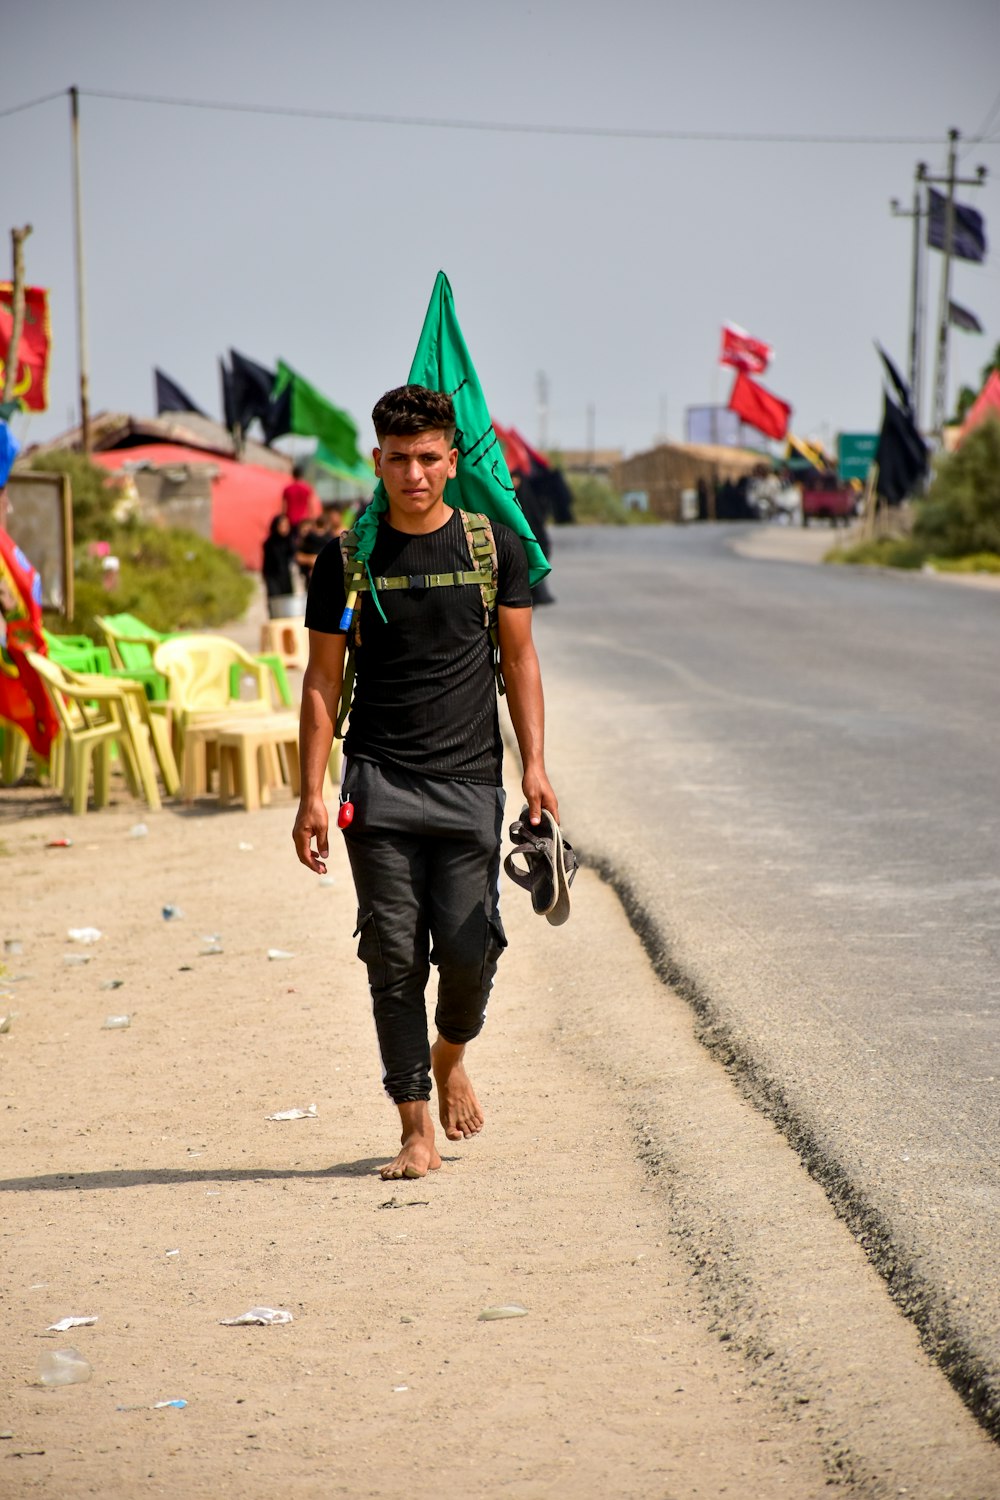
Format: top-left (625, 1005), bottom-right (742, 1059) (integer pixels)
top-left (44, 630), bottom-right (113, 678)
top-left (96, 612), bottom-right (291, 709)
top-left (93, 613), bottom-right (170, 700)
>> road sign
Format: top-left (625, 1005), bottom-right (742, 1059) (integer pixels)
top-left (837, 432), bottom-right (879, 482)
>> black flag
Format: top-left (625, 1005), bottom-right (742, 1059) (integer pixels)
top-left (220, 358), bottom-right (238, 431)
top-left (228, 349), bottom-right (290, 445)
top-left (876, 393), bottom-right (928, 505)
top-left (876, 343), bottom-right (914, 419)
top-left (948, 300), bottom-right (984, 334)
top-left (154, 368), bottom-right (207, 418)
top-left (927, 187), bottom-right (987, 264)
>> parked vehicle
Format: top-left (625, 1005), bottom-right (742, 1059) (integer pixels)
top-left (801, 474), bottom-right (858, 526)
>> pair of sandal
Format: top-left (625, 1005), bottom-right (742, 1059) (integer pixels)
top-left (503, 805), bottom-right (577, 926)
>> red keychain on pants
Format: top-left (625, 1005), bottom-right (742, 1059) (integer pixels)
top-left (337, 797), bottom-right (354, 829)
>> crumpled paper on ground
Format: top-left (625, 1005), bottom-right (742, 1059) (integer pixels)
top-left (220, 1307), bottom-right (293, 1326)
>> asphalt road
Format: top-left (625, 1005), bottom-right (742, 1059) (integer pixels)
top-left (532, 523), bottom-right (1000, 1436)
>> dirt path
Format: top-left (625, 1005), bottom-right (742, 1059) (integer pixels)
top-left (1, 775), bottom-right (998, 1497)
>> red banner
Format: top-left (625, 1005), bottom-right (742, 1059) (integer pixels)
top-left (727, 370), bottom-right (791, 441)
top-left (0, 528), bottom-right (59, 759)
top-left (720, 322), bottom-right (772, 375)
top-left (0, 285), bottom-right (51, 412)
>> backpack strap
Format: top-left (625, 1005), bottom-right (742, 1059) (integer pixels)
top-left (335, 529), bottom-right (364, 740)
top-left (458, 511), bottom-right (505, 698)
top-left (334, 511), bottom-right (506, 738)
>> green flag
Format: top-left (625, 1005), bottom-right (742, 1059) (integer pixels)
top-left (313, 439), bottom-right (374, 486)
top-left (355, 272), bottom-right (551, 587)
top-left (273, 361), bottom-right (369, 477)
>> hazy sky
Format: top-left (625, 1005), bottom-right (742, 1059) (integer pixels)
top-left (4, 0), bottom-right (1000, 459)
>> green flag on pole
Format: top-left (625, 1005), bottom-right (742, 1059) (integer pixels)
top-left (354, 272), bottom-right (551, 587)
top-left (273, 361), bottom-right (371, 481)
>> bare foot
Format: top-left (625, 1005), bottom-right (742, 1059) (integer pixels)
top-left (380, 1135), bottom-right (442, 1180)
top-left (432, 1037), bottom-right (484, 1141)
top-left (380, 1101), bottom-right (442, 1180)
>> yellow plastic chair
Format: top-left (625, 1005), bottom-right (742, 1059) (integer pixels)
top-left (64, 666), bottom-right (180, 800)
top-left (25, 652), bottom-right (146, 815)
top-left (152, 635), bottom-right (276, 799)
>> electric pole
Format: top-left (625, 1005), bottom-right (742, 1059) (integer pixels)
top-left (890, 161), bottom-right (927, 427)
top-left (2, 224), bottom-right (33, 404)
top-left (69, 86), bottom-right (92, 455)
top-left (536, 371), bottom-right (549, 452)
top-left (926, 129), bottom-right (987, 435)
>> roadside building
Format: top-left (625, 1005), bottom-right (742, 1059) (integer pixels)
top-left (611, 441), bottom-right (766, 522)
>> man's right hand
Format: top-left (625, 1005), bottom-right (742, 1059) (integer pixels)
top-left (293, 796), bottom-right (330, 874)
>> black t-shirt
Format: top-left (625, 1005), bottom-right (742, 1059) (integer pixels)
top-left (305, 508), bottom-right (531, 785)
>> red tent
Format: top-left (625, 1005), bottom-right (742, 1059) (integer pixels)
top-left (92, 444), bottom-right (296, 570)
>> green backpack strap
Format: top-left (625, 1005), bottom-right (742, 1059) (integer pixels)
top-left (335, 529), bottom-right (364, 740)
top-left (335, 511), bottom-right (506, 739)
top-left (459, 511), bottom-right (505, 698)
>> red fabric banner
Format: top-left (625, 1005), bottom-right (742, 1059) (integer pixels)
top-left (0, 285), bottom-right (51, 412)
top-left (0, 528), bottom-right (59, 759)
top-left (720, 322), bottom-right (772, 375)
top-left (727, 370), bottom-right (791, 441)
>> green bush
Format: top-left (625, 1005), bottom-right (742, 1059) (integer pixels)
top-left (564, 472), bottom-right (660, 525)
top-left (564, 472), bottom-right (630, 524)
top-left (65, 525), bottom-right (253, 637)
top-left (826, 537), bottom-right (926, 569)
top-left (927, 551), bottom-right (1000, 574)
top-left (30, 453), bottom-right (253, 637)
top-left (29, 450), bottom-right (120, 543)
top-left (912, 418), bottom-right (1000, 559)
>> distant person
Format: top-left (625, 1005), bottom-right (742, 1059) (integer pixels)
top-left (295, 507), bottom-right (340, 586)
top-left (282, 461), bottom-right (317, 532)
top-left (262, 513), bottom-right (295, 614)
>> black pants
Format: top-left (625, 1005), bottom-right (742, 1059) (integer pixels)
top-left (342, 758), bottom-right (507, 1104)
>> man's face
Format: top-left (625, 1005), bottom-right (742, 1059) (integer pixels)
top-left (374, 429), bottom-right (458, 523)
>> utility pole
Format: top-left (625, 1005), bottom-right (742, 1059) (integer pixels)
top-left (585, 402), bottom-right (595, 471)
top-left (926, 128), bottom-right (987, 435)
top-left (69, 85), bottom-right (92, 455)
top-left (536, 371), bottom-right (549, 452)
top-left (890, 161), bottom-right (927, 427)
top-left (2, 223), bottom-right (32, 403)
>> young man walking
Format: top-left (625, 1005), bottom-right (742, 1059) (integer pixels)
top-left (293, 385), bottom-right (558, 1180)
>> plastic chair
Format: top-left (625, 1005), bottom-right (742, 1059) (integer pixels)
top-left (152, 635), bottom-right (276, 798)
top-left (93, 613), bottom-right (170, 701)
top-left (97, 611), bottom-right (291, 708)
top-left (64, 666), bottom-right (180, 799)
top-left (25, 651), bottom-right (160, 815)
top-left (0, 719), bottom-right (30, 786)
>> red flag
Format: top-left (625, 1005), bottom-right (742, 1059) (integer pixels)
top-left (727, 370), bottom-right (791, 441)
top-left (720, 322), bottom-right (772, 375)
top-left (493, 420), bottom-right (550, 476)
top-left (0, 528), bottom-right (59, 759)
top-left (0, 285), bottom-right (51, 412)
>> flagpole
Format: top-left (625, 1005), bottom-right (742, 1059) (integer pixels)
top-left (860, 463), bottom-right (879, 542)
top-left (927, 131), bottom-right (988, 435)
top-left (69, 86), bottom-right (92, 456)
top-left (2, 224), bottom-right (32, 404)
top-left (890, 162), bottom-right (927, 431)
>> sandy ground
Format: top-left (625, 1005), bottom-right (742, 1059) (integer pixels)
top-left (1, 587), bottom-right (998, 1497)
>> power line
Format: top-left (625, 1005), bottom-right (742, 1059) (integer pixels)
top-left (1, 83), bottom-right (992, 148)
top-left (0, 90), bottom-right (67, 119)
top-left (971, 84), bottom-right (1000, 142)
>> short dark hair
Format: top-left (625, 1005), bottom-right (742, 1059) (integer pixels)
top-left (372, 385), bottom-right (456, 443)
